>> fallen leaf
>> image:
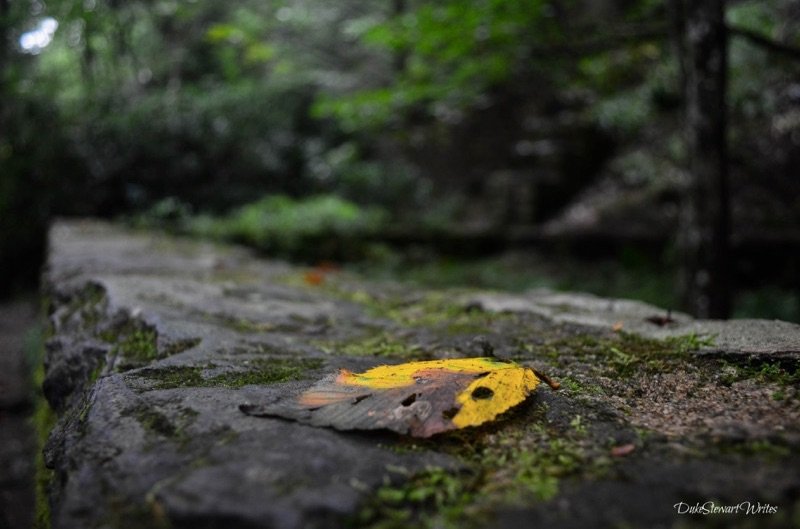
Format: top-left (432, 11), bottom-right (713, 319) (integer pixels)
top-left (240, 358), bottom-right (546, 437)
top-left (303, 262), bottom-right (339, 285)
top-left (303, 270), bottom-right (325, 286)
top-left (612, 321), bottom-right (624, 332)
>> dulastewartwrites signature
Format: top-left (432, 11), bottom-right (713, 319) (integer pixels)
top-left (674, 501), bottom-right (778, 515)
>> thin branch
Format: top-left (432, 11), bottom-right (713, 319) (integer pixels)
top-left (728, 25), bottom-right (800, 61)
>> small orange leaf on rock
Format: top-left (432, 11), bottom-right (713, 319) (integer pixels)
top-left (240, 358), bottom-right (548, 437)
top-left (610, 443), bottom-right (636, 457)
top-left (303, 270), bottom-right (325, 286)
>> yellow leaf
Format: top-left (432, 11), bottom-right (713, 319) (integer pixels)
top-left (241, 357), bottom-right (545, 437)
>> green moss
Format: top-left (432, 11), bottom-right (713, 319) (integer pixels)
top-left (317, 282), bottom-right (509, 336)
top-left (136, 358), bottom-right (324, 390)
top-left (354, 439), bottom-right (591, 529)
top-left (314, 287), bottom-right (519, 361)
top-left (29, 331), bottom-right (55, 529)
top-left (662, 332), bottom-right (716, 353)
top-left (76, 394), bottom-right (94, 426)
top-left (772, 388), bottom-right (787, 401)
top-left (559, 376), bottom-right (603, 396)
top-left (222, 316), bottom-right (271, 333)
top-left (128, 404), bottom-right (198, 449)
top-left (718, 358), bottom-right (799, 389)
top-left (58, 283), bottom-right (108, 332)
top-left (33, 395), bottom-right (56, 529)
top-left (88, 360), bottom-right (106, 384)
top-left (135, 408), bottom-right (179, 438)
top-left (210, 358), bottom-right (324, 388)
top-left (353, 405), bottom-right (607, 529)
top-left (503, 437), bottom-right (584, 501)
top-left (383, 293), bottom-right (462, 325)
top-left (386, 294), bottom-right (513, 336)
top-left (351, 468), bottom-right (480, 529)
top-left (55, 285), bottom-right (194, 372)
top-left (716, 439), bottom-right (795, 459)
top-left (569, 415), bottom-right (587, 436)
top-left (99, 321), bottom-right (161, 371)
top-left (116, 329), bottom-right (159, 362)
top-left (475, 416), bottom-right (608, 503)
top-left (321, 332), bottom-right (428, 360)
top-left (161, 337), bottom-right (202, 357)
top-left (137, 366), bottom-right (207, 389)
top-left (516, 334), bottom-right (603, 363)
top-left (103, 324), bottom-right (201, 372)
top-left (530, 332), bottom-right (714, 377)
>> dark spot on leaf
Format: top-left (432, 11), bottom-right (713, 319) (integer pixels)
top-left (401, 394), bottom-right (417, 407)
top-left (471, 386), bottom-right (494, 400)
top-left (442, 407), bottom-right (459, 420)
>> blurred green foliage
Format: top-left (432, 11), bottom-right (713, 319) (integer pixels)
top-left (136, 194), bottom-right (388, 260)
top-left (1, 0), bottom-right (798, 321)
top-left (314, 0), bottom-right (564, 130)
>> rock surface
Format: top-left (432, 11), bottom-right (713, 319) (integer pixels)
top-left (41, 220), bottom-right (800, 529)
top-left (467, 291), bottom-right (800, 357)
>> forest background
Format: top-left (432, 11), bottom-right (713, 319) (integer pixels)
top-left (1, 0), bottom-right (799, 321)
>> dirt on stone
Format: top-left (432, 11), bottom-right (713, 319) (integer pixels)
top-left (605, 368), bottom-right (800, 440)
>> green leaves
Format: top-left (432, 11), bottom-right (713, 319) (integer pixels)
top-left (185, 194), bottom-right (388, 258)
top-left (314, 0), bottom-right (560, 130)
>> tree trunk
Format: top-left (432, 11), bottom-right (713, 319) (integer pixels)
top-left (391, 0), bottom-right (407, 73)
top-left (678, 0), bottom-right (731, 319)
top-left (0, 0), bottom-right (7, 61)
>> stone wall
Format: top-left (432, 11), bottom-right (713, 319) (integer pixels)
top-left (39, 220), bottom-right (800, 529)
